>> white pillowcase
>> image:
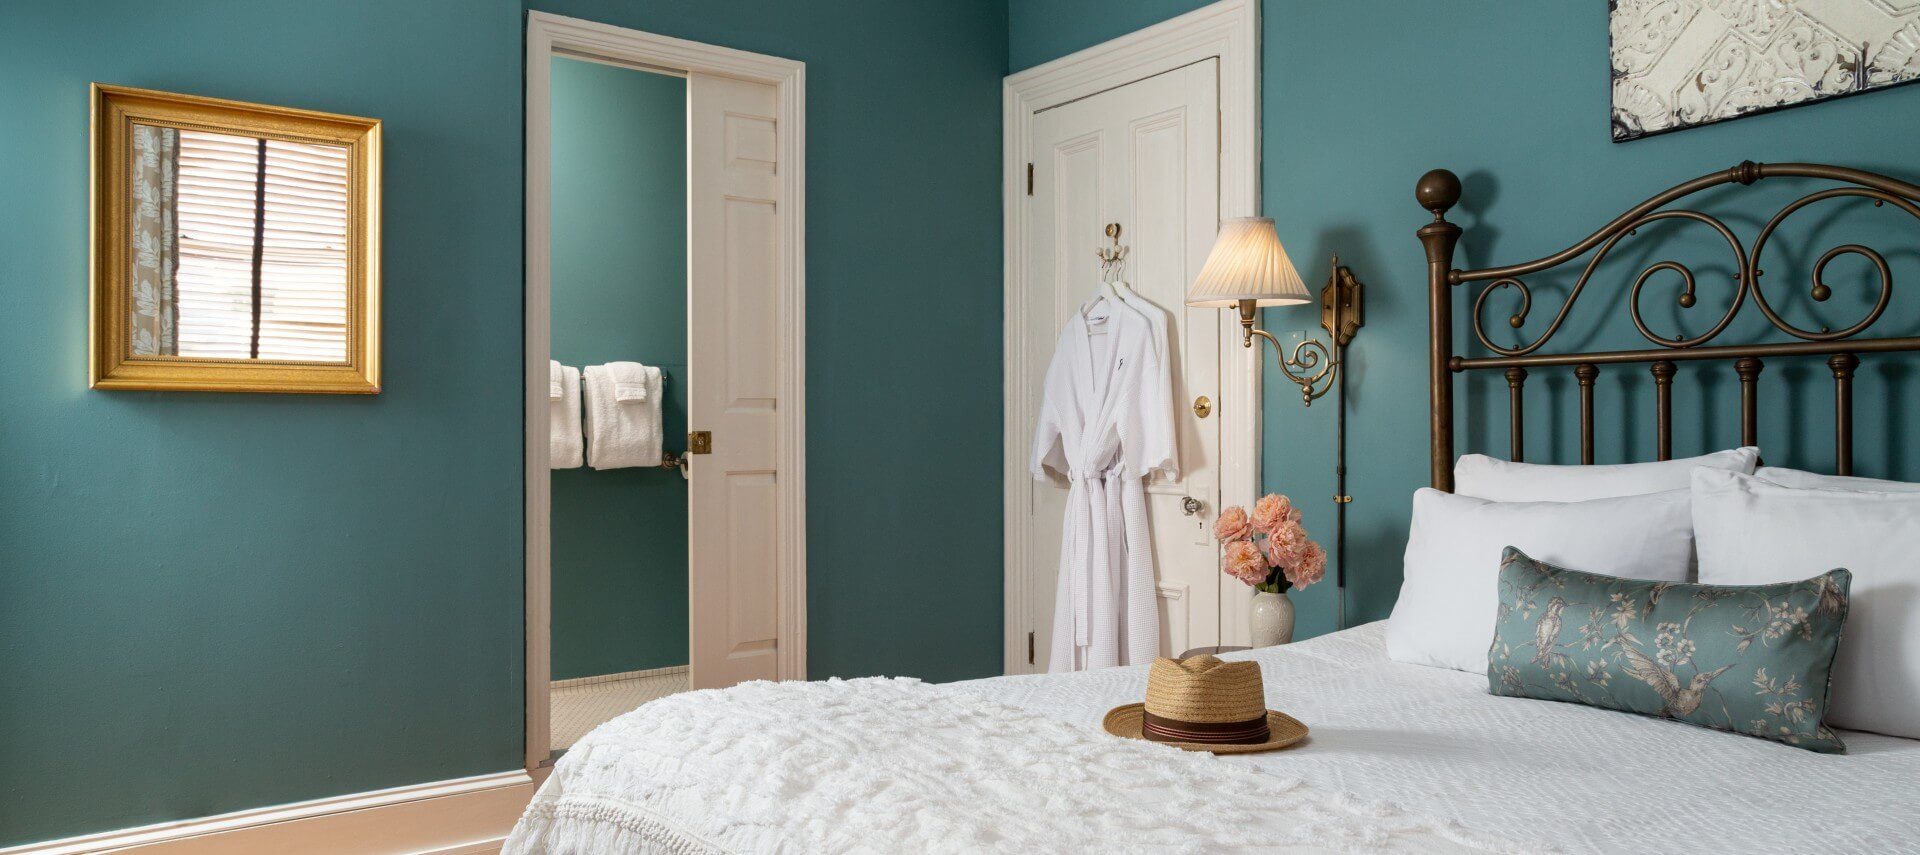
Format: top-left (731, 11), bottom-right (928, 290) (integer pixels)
top-left (1455, 446), bottom-right (1758, 502)
top-left (1755, 466), bottom-right (1920, 493)
top-left (1386, 488), bottom-right (1696, 674)
top-left (1692, 468), bottom-right (1920, 738)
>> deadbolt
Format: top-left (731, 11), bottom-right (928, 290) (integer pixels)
top-left (1192, 395), bottom-right (1212, 419)
top-left (687, 431), bottom-right (712, 454)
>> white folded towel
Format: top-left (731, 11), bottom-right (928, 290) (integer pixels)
top-left (606, 360), bottom-right (651, 402)
top-left (549, 361), bottom-right (583, 469)
top-left (583, 362), bottom-right (663, 469)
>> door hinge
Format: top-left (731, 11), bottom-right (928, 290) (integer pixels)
top-left (687, 431), bottom-right (712, 454)
top-left (1026, 162), bottom-right (1034, 196)
top-left (1027, 631), bottom-right (1035, 665)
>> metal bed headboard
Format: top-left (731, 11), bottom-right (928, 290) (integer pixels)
top-left (1416, 162), bottom-right (1920, 491)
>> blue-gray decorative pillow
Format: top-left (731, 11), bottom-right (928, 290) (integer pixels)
top-left (1488, 547), bottom-right (1850, 753)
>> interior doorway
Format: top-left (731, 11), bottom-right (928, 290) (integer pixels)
top-left (524, 12), bottom-right (808, 767)
top-left (544, 55), bottom-right (691, 750)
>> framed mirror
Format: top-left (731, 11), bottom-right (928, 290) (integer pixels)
top-left (90, 84), bottom-right (381, 393)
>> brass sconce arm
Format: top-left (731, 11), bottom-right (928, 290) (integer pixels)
top-left (1235, 257), bottom-right (1365, 406)
top-left (1237, 309), bottom-right (1337, 405)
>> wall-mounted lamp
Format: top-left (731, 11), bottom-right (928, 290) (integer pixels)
top-left (1187, 217), bottom-right (1365, 628)
top-left (1186, 218), bottom-right (1364, 405)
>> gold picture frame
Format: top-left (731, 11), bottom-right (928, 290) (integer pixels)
top-left (90, 83), bottom-right (382, 393)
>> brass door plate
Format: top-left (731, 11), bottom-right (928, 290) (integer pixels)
top-left (1192, 395), bottom-right (1212, 419)
top-left (688, 431), bottom-right (712, 454)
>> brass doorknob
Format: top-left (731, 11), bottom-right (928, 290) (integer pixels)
top-left (1192, 395), bottom-right (1212, 418)
top-left (1182, 497), bottom-right (1203, 516)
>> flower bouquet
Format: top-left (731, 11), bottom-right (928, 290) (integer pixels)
top-left (1213, 493), bottom-right (1326, 594)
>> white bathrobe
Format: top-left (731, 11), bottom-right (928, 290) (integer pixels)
top-left (1031, 290), bottom-right (1176, 672)
top-left (1114, 283), bottom-right (1177, 482)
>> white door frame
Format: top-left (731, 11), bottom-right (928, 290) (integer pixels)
top-left (1002, 0), bottom-right (1260, 675)
top-left (524, 10), bottom-right (808, 769)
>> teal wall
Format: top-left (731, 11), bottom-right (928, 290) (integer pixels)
top-left (1012, 0), bottom-right (1920, 642)
top-left (548, 57), bottom-right (690, 681)
top-left (529, 0), bottom-right (1011, 684)
top-left (0, 0), bottom-right (524, 846)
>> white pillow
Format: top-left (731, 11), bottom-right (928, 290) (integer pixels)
top-left (1385, 488), bottom-right (1695, 674)
top-left (1692, 468), bottom-right (1920, 738)
top-left (1756, 466), bottom-right (1920, 493)
top-left (1455, 446), bottom-right (1758, 502)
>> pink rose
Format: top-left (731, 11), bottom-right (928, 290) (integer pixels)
top-left (1222, 540), bottom-right (1268, 587)
top-left (1249, 494), bottom-right (1296, 535)
top-left (1283, 541), bottom-right (1327, 589)
top-left (1263, 524), bottom-right (1304, 564)
top-left (1262, 537), bottom-right (1297, 571)
top-left (1212, 506), bottom-right (1254, 543)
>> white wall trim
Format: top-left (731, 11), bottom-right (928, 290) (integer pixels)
top-left (1002, 0), bottom-right (1262, 674)
top-left (525, 11), bottom-right (808, 769)
top-left (0, 771), bottom-right (535, 855)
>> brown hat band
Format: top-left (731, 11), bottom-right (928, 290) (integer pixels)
top-left (1141, 711), bottom-right (1272, 745)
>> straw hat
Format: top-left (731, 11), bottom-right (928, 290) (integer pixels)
top-left (1103, 655), bottom-right (1307, 754)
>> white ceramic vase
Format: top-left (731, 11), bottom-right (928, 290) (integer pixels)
top-left (1250, 590), bottom-right (1295, 647)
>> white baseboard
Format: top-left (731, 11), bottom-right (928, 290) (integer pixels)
top-left (2, 769), bottom-right (540, 855)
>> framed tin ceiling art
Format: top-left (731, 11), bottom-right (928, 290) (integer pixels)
top-left (1610, 0), bottom-right (1920, 142)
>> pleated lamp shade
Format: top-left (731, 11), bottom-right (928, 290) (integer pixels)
top-left (1186, 217), bottom-right (1310, 308)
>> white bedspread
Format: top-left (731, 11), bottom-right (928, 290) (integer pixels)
top-left (507, 623), bottom-right (1920, 854)
top-left (959, 622), bottom-right (1920, 854)
top-left (505, 672), bottom-right (1528, 853)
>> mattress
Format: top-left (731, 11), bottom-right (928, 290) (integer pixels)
top-left (952, 621), bottom-right (1920, 854)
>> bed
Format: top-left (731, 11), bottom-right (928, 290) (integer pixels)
top-left (508, 161), bottom-right (1920, 853)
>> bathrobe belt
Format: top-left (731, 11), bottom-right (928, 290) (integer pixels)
top-left (1066, 467), bottom-right (1128, 649)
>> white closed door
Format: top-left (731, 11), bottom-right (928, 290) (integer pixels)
top-left (1022, 60), bottom-right (1222, 672)
top-left (687, 72), bottom-right (782, 690)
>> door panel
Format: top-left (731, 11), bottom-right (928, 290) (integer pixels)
top-left (1125, 80), bottom-right (1222, 657)
top-left (1024, 126), bottom-right (1103, 674)
top-left (1023, 60), bottom-right (1221, 672)
top-left (689, 72), bottom-right (782, 689)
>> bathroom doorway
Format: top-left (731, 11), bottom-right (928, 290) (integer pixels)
top-left (524, 12), bottom-right (808, 767)
top-left (545, 55), bottom-right (691, 750)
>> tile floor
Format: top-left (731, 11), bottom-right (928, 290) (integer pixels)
top-left (551, 667), bottom-right (690, 749)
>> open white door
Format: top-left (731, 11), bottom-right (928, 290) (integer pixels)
top-left (526, 11), bottom-right (805, 764)
top-left (687, 71), bottom-right (783, 689)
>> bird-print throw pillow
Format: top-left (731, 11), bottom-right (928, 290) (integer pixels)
top-left (1487, 547), bottom-right (1850, 753)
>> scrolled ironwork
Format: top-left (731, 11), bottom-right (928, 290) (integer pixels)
top-left (1456, 165), bottom-right (1920, 365)
top-left (1746, 187), bottom-right (1919, 342)
top-left (1469, 276), bottom-right (1533, 348)
top-left (1470, 209), bottom-right (1748, 356)
top-left (1426, 161), bottom-right (1920, 495)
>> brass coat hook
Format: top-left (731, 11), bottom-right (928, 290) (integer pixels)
top-left (1097, 223), bottom-right (1129, 281)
